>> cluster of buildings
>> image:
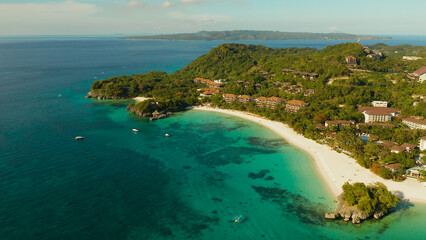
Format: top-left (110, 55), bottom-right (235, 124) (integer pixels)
top-left (282, 69), bottom-right (319, 80)
top-left (259, 70), bottom-right (276, 79)
top-left (236, 81), bottom-right (263, 90)
top-left (222, 94), bottom-right (308, 112)
top-left (363, 47), bottom-right (383, 61)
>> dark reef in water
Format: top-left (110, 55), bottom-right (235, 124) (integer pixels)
top-left (248, 170), bottom-right (271, 179)
top-left (247, 137), bottom-right (287, 149)
top-left (196, 146), bottom-right (276, 167)
top-left (252, 186), bottom-right (330, 226)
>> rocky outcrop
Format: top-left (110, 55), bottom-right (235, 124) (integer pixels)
top-left (127, 104), bottom-right (152, 117)
top-left (325, 194), bottom-right (387, 224)
top-left (85, 91), bottom-right (127, 100)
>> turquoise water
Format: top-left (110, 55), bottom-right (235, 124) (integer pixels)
top-left (1, 37), bottom-right (426, 239)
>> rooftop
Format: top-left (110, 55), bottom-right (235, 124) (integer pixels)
top-left (391, 146), bottom-right (406, 152)
top-left (413, 66), bottom-right (426, 76)
top-left (223, 93), bottom-right (237, 98)
top-left (385, 163), bottom-right (403, 170)
top-left (325, 120), bottom-right (355, 124)
top-left (401, 143), bottom-right (417, 150)
top-left (356, 123), bottom-right (396, 128)
top-left (358, 107), bottom-right (400, 116)
top-left (286, 100), bottom-right (308, 106)
top-left (403, 118), bottom-right (426, 126)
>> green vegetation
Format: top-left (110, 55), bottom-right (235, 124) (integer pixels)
top-left (121, 30), bottom-right (391, 41)
top-left (342, 182), bottom-right (399, 215)
top-left (90, 42), bottom-right (426, 181)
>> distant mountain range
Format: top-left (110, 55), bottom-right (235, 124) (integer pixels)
top-left (120, 30), bottom-right (391, 41)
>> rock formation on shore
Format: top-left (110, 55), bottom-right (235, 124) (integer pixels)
top-left (325, 194), bottom-right (388, 224)
top-left (85, 91), bottom-right (127, 100)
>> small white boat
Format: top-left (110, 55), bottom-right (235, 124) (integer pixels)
top-left (233, 215), bottom-right (243, 223)
top-left (132, 129), bottom-right (139, 132)
top-left (165, 133), bottom-right (170, 137)
top-left (75, 136), bottom-right (84, 140)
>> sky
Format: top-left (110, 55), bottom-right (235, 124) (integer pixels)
top-left (0, 0), bottom-right (425, 36)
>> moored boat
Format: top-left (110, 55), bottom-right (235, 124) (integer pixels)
top-left (165, 133), bottom-right (170, 137)
top-left (132, 129), bottom-right (139, 132)
top-left (75, 136), bottom-right (84, 140)
top-left (233, 215), bottom-right (243, 223)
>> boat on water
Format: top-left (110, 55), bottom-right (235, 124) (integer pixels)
top-left (165, 133), bottom-right (170, 137)
top-left (132, 129), bottom-right (139, 132)
top-left (75, 136), bottom-right (84, 140)
top-left (233, 215), bottom-right (243, 223)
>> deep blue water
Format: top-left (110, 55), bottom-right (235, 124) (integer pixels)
top-left (1, 37), bottom-right (426, 240)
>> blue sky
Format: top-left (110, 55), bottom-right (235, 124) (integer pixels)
top-left (1, 0), bottom-right (425, 36)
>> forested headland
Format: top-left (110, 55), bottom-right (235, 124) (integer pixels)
top-left (88, 42), bottom-right (426, 182)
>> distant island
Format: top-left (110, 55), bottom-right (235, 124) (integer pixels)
top-left (120, 30), bottom-right (391, 41)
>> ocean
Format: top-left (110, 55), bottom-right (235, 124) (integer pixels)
top-left (0, 36), bottom-right (425, 240)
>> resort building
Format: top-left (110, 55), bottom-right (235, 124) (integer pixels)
top-left (402, 118), bottom-right (426, 130)
top-left (358, 107), bottom-right (400, 123)
top-left (285, 100), bottom-right (309, 112)
top-left (194, 78), bottom-right (222, 88)
top-left (384, 163), bottom-right (403, 173)
top-left (255, 97), bottom-right (269, 107)
top-left (255, 97), bottom-right (284, 109)
top-left (201, 88), bottom-right (222, 96)
top-left (405, 166), bottom-right (426, 178)
top-left (223, 94), bottom-right (238, 103)
top-left (304, 89), bottom-right (315, 96)
top-left (390, 146), bottom-right (406, 154)
top-left (420, 136), bottom-right (426, 151)
top-left (325, 120), bottom-right (355, 128)
top-left (400, 143), bottom-right (417, 152)
top-left (267, 97), bottom-right (284, 109)
top-left (407, 66), bottom-right (426, 83)
top-left (238, 95), bottom-right (253, 103)
top-left (345, 56), bottom-right (357, 66)
top-left (378, 141), bottom-right (396, 149)
top-left (356, 123), bottom-right (396, 128)
top-left (372, 101), bottom-right (388, 107)
top-left (282, 69), bottom-right (294, 74)
top-left (403, 56), bottom-right (423, 61)
top-left (309, 73), bottom-right (319, 80)
top-left (390, 143), bottom-right (416, 153)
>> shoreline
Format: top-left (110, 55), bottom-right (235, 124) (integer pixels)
top-left (192, 106), bottom-right (426, 204)
top-left (133, 97), bottom-right (151, 102)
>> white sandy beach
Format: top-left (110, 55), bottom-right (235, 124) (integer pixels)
top-left (133, 97), bottom-right (151, 102)
top-left (193, 106), bottom-right (426, 204)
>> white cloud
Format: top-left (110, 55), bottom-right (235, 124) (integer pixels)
top-left (0, 1), bottom-right (99, 17)
top-left (180, 0), bottom-right (203, 4)
top-left (328, 25), bottom-right (338, 31)
top-left (125, 1), bottom-right (145, 8)
top-left (169, 12), bottom-right (231, 23)
top-left (161, 1), bottom-right (173, 8)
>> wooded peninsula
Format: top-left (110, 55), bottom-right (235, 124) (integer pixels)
top-left (121, 30), bottom-right (391, 41)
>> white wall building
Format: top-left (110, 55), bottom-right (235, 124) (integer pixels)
top-left (372, 101), bottom-right (388, 107)
top-left (420, 136), bottom-right (426, 151)
top-left (403, 118), bottom-right (426, 130)
top-left (359, 107), bottom-right (400, 123)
